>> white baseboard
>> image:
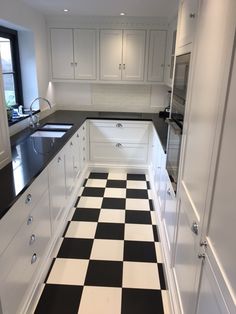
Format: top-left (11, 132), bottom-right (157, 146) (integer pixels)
top-left (87, 162), bottom-right (149, 174)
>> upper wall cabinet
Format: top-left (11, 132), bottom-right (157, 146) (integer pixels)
top-left (100, 29), bottom-right (146, 81)
top-left (147, 30), bottom-right (167, 82)
top-left (177, 0), bottom-right (199, 48)
top-left (50, 28), bottom-right (97, 80)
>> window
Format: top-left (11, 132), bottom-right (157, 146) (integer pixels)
top-left (0, 26), bottom-right (23, 110)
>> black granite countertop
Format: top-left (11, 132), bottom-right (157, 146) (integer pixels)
top-left (0, 110), bottom-right (168, 219)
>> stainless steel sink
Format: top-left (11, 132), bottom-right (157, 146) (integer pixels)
top-left (41, 123), bottom-right (73, 130)
top-left (30, 130), bottom-right (66, 138)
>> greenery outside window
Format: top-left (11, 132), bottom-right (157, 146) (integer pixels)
top-left (0, 26), bottom-right (23, 116)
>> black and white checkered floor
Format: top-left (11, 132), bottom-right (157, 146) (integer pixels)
top-left (34, 172), bottom-right (171, 314)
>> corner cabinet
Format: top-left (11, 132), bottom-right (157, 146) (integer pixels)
top-left (50, 28), bottom-right (97, 80)
top-left (100, 29), bottom-right (146, 81)
top-left (147, 30), bottom-right (167, 82)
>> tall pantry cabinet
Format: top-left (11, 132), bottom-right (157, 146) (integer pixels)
top-left (170, 0), bottom-right (236, 313)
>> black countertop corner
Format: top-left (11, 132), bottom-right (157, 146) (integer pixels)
top-left (0, 110), bottom-right (168, 220)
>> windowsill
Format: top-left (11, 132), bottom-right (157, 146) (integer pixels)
top-left (8, 110), bottom-right (40, 127)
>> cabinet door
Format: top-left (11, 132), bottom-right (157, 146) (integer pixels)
top-left (48, 152), bottom-right (66, 232)
top-left (122, 30), bottom-right (146, 81)
top-left (100, 30), bottom-right (122, 80)
top-left (50, 28), bottom-right (74, 79)
top-left (72, 131), bottom-right (81, 178)
top-left (148, 30), bottom-right (167, 82)
top-left (0, 71), bottom-right (11, 169)
top-left (64, 140), bottom-right (75, 195)
top-left (74, 29), bottom-right (97, 80)
top-left (177, 0), bottom-right (198, 48)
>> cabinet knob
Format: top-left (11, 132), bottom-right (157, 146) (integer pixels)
top-left (31, 253), bottom-right (37, 264)
top-left (116, 143), bottom-right (122, 148)
top-left (167, 188), bottom-right (171, 196)
top-left (83, 157), bottom-right (85, 161)
top-left (161, 64), bottom-right (164, 67)
top-left (116, 123), bottom-right (123, 128)
top-left (119, 64), bottom-right (122, 70)
top-left (70, 141), bottom-right (73, 146)
top-left (57, 156), bottom-right (62, 162)
top-left (83, 147), bottom-right (85, 151)
top-left (74, 62), bottom-right (78, 66)
top-left (76, 133), bottom-right (79, 138)
top-left (25, 194), bottom-right (32, 204)
top-left (70, 62), bottom-right (74, 66)
top-left (83, 126), bottom-right (85, 130)
top-left (27, 215), bottom-right (33, 225)
top-left (198, 253), bottom-right (205, 259)
top-left (189, 13), bottom-right (196, 18)
top-left (29, 234), bottom-right (36, 245)
top-left (83, 137), bottom-right (85, 141)
top-left (191, 221), bottom-right (199, 235)
top-left (123, 64), bottom-right (126, 70)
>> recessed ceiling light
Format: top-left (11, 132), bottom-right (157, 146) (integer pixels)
top-left (63, 9), bottom-right (69, 12)
top-left (120, 12), bottom-right (126, 16)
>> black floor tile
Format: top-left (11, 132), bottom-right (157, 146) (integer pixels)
top-left (125, 210), bottom-right (152, 224)
top-left (34, 284), bottom-right (83, 314)
top-left (153, 225), bottom-right (159, 242)
top-left (149, 199), bottom-right (154, 211)
top-left (74, 196), bottom-right (80, 207)
top-left (121, 288), bottom-right (164, 314)
top-left (102, 197), bottom-right (126, 209)
top-left (106, 180), bottom-right (127, 188)
top-left (127, 174), bottom-right (146, 181)
top-left (44, 259), bottom-right (56, 283)
top-left (82, 187), bottom-right (105, 197)
top-left (72, 208), bottom-right (100, 222)
top-left (85, 260), bottom-right (123, 287)
top-left (158, 263), bottom-right (167, 290)
top-left (88, 172), bottom-right (108, 179)
top-left (62, 221), bottom-right (70, 237)
top-left (57, 238), bottom-right (93, 259)
top-left (126, 189), bottom-right (149, 199)
top-left (83, 178), bottom-right (88, 187)
top-left (147, 181), bottom-right (151, 189)
top-left (124, 241), bottom-right (157, 263)
top-left (95, 222), bottom-right (125, 240)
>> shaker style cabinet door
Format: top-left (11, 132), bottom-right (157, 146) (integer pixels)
top-left (147, 30), bottom-right (167, 82)
top-left (100, 30), bottom-right (123, 80)
top-left (122, 30), bottom-right (146, 81)
top-left (50, 28), bottom-right (74, 79)
top-left (74, 29), bottom-right (97, 80)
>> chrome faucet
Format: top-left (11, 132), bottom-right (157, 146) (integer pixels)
top-left (29, 97), bottom-right (52, 128)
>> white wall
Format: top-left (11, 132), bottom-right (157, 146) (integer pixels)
top-left (54, 83), bottom-right (169, 113)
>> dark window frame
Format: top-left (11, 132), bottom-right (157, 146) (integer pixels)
top-left (0, 25), bottom-right (24, 109)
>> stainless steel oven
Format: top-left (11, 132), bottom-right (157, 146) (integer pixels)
top-left (166, 53), bottom-right (191, 193)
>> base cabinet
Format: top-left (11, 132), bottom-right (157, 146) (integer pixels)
top-left (0, 189), bottom-right (51, 314)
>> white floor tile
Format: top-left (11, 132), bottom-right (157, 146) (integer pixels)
top-left (123, 261), bottom-right (160, 289)
top-left (78, 286), bottom-right (122, 314)
top-left (148, 189), bottom-right (153, 199)
top-left (151, 211), bottom-right (157, 225)
top-left (155, 242), bottom-right (164, 263)
top-left (104, 188), bottom-right (126, 198)
top-left (125, 224), bottom-right (154, 242)
top-left (99, 209), bottom-right (125, 223)
top-left (51, 237), bottom-right (64, 258)
top-left (126, 199), bottom-right (150, 211)
top-left (77, 196), bottom-right (103, 208)
top-left (161, 290), bottom-right (172, 314)
top-left (91, 239), bottom-right (124, 261)
top-left (47, 258), bottom-right (89, 285)
top-left (65, 221), bottom-right (97, 239)
top-left (126, 180), bottom-right (147, 189)
top-left (108, 172), bottom-right (127, 180)
top-left (86, 179), bottom-right (107, 188)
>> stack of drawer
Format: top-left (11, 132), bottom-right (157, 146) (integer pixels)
top-left (89, 120), bottom-right (150, 164)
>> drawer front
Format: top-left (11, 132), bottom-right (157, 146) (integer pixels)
top-left (0, 190), bottom-right (51, 314)
top-left (0, 169), bottom-right (48, 255)
top-left (90, 142), bottom-right (148, 164)
top-left (90, 120), bottom-right (149, 144)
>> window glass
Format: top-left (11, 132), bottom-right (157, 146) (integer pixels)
top-left (0, 37), bottom-right (13, 73)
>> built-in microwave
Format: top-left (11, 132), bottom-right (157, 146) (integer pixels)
top-left (166, 53), bottom-right (191, 193)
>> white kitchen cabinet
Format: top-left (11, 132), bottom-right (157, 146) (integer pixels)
top-left (77, 122), bottom-right (88, 170)
top-left (48, 150), bottom-right (66, 233)
top-left (0, 70), bottom-right (11, 170)
top-left (147, 30), bottom-right (167, 82)
top-left (164, 19), bottom-right (177, 86)
top-left (100, 29), bottom-right (146, 81)
top-left (90, 120), bottom-right (149, 164)
top-left (64, 135), bottom-right (79, 195)
top-left (177, 0), bottom-right (199, 48)
top-left (0, 188), bottom-right (51, 314)
top-left (50, 28), bottom-right (97, 80)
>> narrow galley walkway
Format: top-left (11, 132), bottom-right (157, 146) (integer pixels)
top-left (34, 172), bottom-right (171, 314)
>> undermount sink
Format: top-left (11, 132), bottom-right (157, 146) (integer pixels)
top-left (41, 123), bottom-right (73, 130)
top-left (30, 130), bottom-right (66, 138)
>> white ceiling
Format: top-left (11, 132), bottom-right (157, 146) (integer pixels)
top-left (20, 0), bottom-right (178, 18)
